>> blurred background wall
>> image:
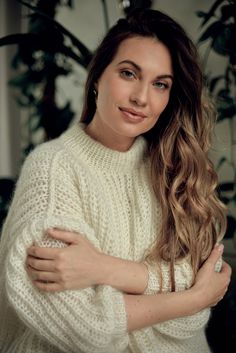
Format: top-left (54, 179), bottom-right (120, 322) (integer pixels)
top-left (0, 0), bottom-right (22, 178)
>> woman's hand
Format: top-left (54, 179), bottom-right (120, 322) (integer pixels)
top-left (26, 228), bottom-right (148, 294)
top-left (26, 228), bottom-right (102, 292)
top-left (191, 244), bottom-right (232, 309)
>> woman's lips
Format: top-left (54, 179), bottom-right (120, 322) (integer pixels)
top-left (119, 107), bottom-right (147, 123)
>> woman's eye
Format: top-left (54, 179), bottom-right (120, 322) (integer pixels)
top-left (154, 81), bottom-right (168, 90)
top-left (120, 70), bottom-right (135, 79)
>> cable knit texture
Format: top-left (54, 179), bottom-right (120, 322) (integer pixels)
top-left (0, 123), bottom-right (212, 353)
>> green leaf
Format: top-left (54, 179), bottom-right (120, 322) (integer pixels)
top-left (224, 215), bottom-right (236, 238)
top-left (15, 97), bottom-right (31, 107)
top-left (198, 0), bottom-right (225, 27)
top-left (220, 4), bottom-right (236, 22)
top-left (216, 91), bottom-right (236, 121)
top-left (196, 11), bottom-right (207, 18)
top-left (66, 0), bottom-right (74, 8)
top-left (209, 75), bottom-right (225, 92)
top-left (8, 72), bottom-right (32, 87)
top-left (216, 157), bottom-right (227, 170)
top-left (198, 21), bottom-right (224, 43)
top-left (217, 104), bottom-right (236, 121)
top-left (217, 88), bottom-right (231, 98)
top-left (24, 143), bottom-right (36, 157)
top-left (20, 1), bottom-right (92, 65)
top-left (39, 101), bottom-right (75, 140)
top-left (220, 196), bottom-right (230, 204)
top-left (0, 179), bottom-right (15, 202)
top-left (219, 182), bottom-right (235, 192)
top-left (58, 44), bottom-right (89, 68)
top-left (29, 115), bottom-right (41, 131)
top-left (0, 33), bottom-right (38, 47)
top-left (212, 25), bottom-right (233, 55)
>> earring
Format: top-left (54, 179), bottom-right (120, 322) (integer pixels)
top-left (93, 89), bottom-right (98, 98)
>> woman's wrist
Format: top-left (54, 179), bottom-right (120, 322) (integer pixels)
top-left (124, 287), bottom-right (207, 332)
top-left (184, 286), bottom-right (204, 314)
top-left (96, 253), bottom-right (148, 294)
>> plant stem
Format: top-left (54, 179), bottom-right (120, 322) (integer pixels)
top-left (101, 0), bottom-right (109, 31)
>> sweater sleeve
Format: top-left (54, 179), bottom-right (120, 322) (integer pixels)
top-left (143, 260), bottom-right (211, 338)
top-left (3, 144), bottom-right (128, 353)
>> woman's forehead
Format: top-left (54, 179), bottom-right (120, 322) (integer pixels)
top-left (111, 36), bottom-right (173, 77)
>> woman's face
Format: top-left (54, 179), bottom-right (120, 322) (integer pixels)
top-left (86, 36), bottom-right (173, 151)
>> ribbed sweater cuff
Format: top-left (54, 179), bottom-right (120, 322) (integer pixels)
top-left (143, 262), bottom-right (160, 295)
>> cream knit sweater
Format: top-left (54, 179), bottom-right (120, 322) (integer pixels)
top-left (0, 123), bottom-right (212, 353)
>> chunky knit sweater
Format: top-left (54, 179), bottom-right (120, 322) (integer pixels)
top-left (0, 122), bottom-right (212, 353)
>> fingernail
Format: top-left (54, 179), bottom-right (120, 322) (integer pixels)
top-left (217, 244), bottom-right (224, 252)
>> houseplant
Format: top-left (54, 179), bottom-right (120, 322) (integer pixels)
top-left (0, 0), bottom-right (93, 229)
top-left (197, 0), bottom-right (236, 240)
top-left (197, 1), bottom-right (236, 351)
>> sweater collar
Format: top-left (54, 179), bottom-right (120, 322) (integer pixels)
top-left (61, 122), bottom-right (148, 172)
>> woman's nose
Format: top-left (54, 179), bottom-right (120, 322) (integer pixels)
top-left (129, 83), bottom-right (148, 107)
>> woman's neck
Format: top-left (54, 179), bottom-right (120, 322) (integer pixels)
top-left (85, 117), bottom-right (135, 152)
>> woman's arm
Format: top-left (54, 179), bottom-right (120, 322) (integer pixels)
top-left (27, 228), bottom-right (231, 332)
top-left (3, 147), bottom-right (129, 352)
top-left (26, 232), bottom-right (231, 333)
top-left (124, 248), bottom-right (231, 332)
top-left (26, 228), bottom-right (149, 294)
top-left (27, 228), bottom-right (230, 298)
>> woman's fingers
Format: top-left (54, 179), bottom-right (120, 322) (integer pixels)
top-left (27, 230), bottom-right (84, 262)
top-left (26, 230), bottom-right (101, 292)
top-left (47, 228), bottom-right (80, 244)
top-left (27, 266), bottom-right (59, 283)
top-left (26, 255), bottom-right (55, 271)
top-left (205, 244), bottom-right (224, 268)
top-left (27, 246), bottom-right (59, 259)
top-left (32, 280), bottom-right (62, 293)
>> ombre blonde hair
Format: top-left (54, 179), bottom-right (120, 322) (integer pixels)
top-left (80, 9), bottom-right (227, 290)
top-left (147, 91), bottom-right (226, 290)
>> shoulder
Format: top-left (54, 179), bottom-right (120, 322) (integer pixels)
top-left (26, 136), bottom-right (67, 165)
top-left (24, 122), bottom-right (85, 169)
top-left (23, 126), bottom-right (78, 173)
top-left (17, 130), bottom-right (80, 191)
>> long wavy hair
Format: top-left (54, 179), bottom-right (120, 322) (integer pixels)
top-left (80, 9), bottom-right (226, 290)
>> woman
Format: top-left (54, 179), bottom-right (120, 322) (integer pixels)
top-left (0, 8), bottom-right (231, 353)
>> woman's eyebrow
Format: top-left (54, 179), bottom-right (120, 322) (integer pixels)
top-left (156, 74), bottom-right (174, 81)
top-left (117, 59), bottom-right (141, 71)
top-left (117, 59), bottom-right (173, 81)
